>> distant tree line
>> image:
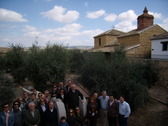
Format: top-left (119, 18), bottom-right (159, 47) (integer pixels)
top-left (0, 44), bottom-right (159, 110)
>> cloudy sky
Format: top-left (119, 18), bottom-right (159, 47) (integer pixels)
top-left (0, 0), bottom-right (168, 47)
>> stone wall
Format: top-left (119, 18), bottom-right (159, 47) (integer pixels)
top-left (118, 34), bottom-right (140, 47)
top-left (125, 25), bottom-right (166, 58)
top-left (140, 25), bottom-right (166, 56)
top-left (94, 35), bottom-right (117, 49)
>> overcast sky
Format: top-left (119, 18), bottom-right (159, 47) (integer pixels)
top-left (0, 0), bottom-right (168, 47)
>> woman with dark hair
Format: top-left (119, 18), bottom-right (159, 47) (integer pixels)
top-left (13, 100), bottom-right (23, 126)
top-left (87, 97), bottom-right (99, 126)
top-left (67, 109), bottom-right (77, 126)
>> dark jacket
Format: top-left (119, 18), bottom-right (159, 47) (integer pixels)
top-left (75, 113), bottom-right (84, 126)
top-left (23, 109), bottom-right (40, 126)
top-left (87, 102), bottom-right (99, 118)
top-left (57, 93), bottom-right (67, 105)
top-left (107, 100), bottom-right (119, 117)
top-left (45, 108), bottom-right (58, 125)
top-left (51, 89), bottom-right (59, 98)
top-left (67, 90), bottom-right (83, 109)
top-left (65, 85), bottom-right (72, 94)
top-left (37, 104), bottom-right (47, 126)
top-left (13, 109), bottom-right (23, 126)
top-left (67, 116), bottom-right (77, 126)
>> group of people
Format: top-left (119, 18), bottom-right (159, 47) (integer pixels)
top-left (0, 80), bottom-right (131, 126)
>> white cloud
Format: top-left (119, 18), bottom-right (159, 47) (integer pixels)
top-left (3, 23), bottom-right (102, 47)
top-left (0, 8), bottom-right (28, 22)
top-left (17, 23), bottom-right (103, 47)
top-left (0, 24), bottom-right (18, 29)
top-left (115, 21), bottom-right (136, 32)
top-left (87, 9), bottom-right (105, 19)
top-left (23, 25), bottom-right (37, 32)
top-left (118, 10), bottom-right (137, 22)
top-left (45, 23), bottom-right (82, 36)
top-left (41, 6), bottom-right (80, 23)
top-left (149, 11), bottom-right (162, 19)
top-left (104, 13), bottom-right (117, 22)
top-left (159, 18), bottom-right (168, 31)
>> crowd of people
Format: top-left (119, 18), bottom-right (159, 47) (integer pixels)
top-left (0, 80), bottom-right (131, 126)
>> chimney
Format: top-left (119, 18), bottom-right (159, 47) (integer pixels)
top-left (137, 7), bottom-right (154, 30)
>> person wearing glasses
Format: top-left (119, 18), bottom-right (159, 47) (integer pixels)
top-left (12, 101), bottom-right (23, 126)
top-left (75, 107), bottom-right (84, 126)
top-left (67, 109), bottom-right (77, 126)
top-left (0, 103), bottom-right (15, 126)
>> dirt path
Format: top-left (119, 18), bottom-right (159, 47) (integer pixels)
top-left (128, 86), bottom-right (168, 126)
top-left (65, 74), bottom-right (89, 98)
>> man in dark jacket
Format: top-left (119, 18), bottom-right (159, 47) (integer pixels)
top-left (107, 96), bottom-right (119, 126)
top-left (45, 101), bottom-right (58, 126)
top-left (67, 84), bottom-right (84, 110)
top-left (24, 102), bottom-right (40, 126)
top-left (37, 99), bottom-right (47, 126)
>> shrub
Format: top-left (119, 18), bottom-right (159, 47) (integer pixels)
top-left (25, 44), bottom-right (69, 91)
top-left (80, 50), bottom-right (159, 110)
top-left (68, 49), bottom-right (85, 73)
top-left (0, 73), bottom-right (16, 110)
top-left (0, 44), bottom-right (27, 84)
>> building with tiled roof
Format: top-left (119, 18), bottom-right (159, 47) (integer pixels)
top-left (93, 29), bottom-right (125, 49)
top-left (92, 7), bottom-right (167, 58)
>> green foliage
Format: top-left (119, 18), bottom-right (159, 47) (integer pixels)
top-left (25, 44), bottom-right (69, 91)
top-left (0, 74), bottom-right (16, 110)
top-left (0, 44), bottom-right (27, 84)
top-left (80, 50), bottom-right (159, 110)
top-left (0, 44), bottom-right (69, 92)
top-left (68, 49), bottom-right (85, 73)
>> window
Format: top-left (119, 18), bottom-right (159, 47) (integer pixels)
top-left (99, 38), bottom-right (101, 46)
top-left (161, 41), bottom-right (168, 51)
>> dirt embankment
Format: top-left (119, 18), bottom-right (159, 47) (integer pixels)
top-left (128, 85), bottom-right (168, 126)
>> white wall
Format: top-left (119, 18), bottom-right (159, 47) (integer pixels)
top-left (151, 38), bottom-right (168, 59)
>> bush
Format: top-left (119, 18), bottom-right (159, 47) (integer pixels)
top-left (0, 74), bottom-right (16, 110)
top-left (68, 49), bottom-right (85, 73)
top-left (25, 44), bottom-right (69, 91)
top-left (0, 44), bottom-right (27, 84)
top-left (0, 44), bottom-right (69, 92)
top-left (80, 50), bottom-right (159, 110)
